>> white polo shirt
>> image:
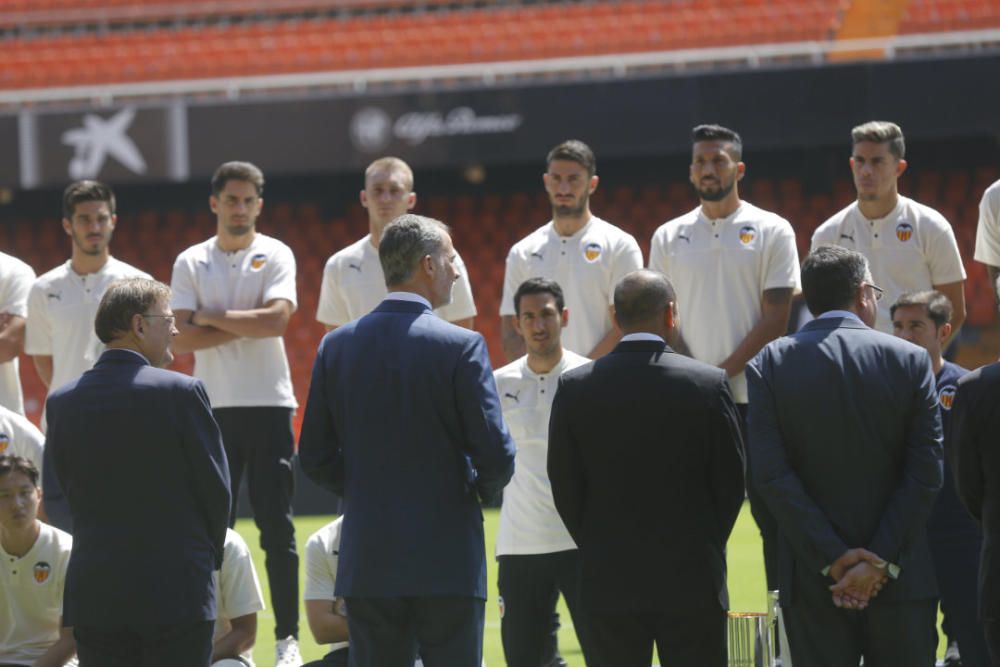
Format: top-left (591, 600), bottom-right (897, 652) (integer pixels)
top-left (494, 350), bottom-right (589, 556)
top-left (316, 235), bottom-right (477, 327)
top-left (0, 405), bottom-right (45, 477)
top-left (25, 257), bottom-right (151, 395)
top-left (170, 234), bottom-right (298, 409)
top-left (304, 517), bottom-right (349, 655)
top-left (0, 253), bottom-right (35, 415)
top-left (811, 196), bottom-right (966, 333)
top-left (500, 217), bottom-right (643, 356)
top-left (974, 179), bottom-right (1000, 267)
top-left (0, 523), bottom-right (73, 666)
top-left (214, 529), bottom-right (265, 667)
top-left (649, 202), bottom-right (800, 403)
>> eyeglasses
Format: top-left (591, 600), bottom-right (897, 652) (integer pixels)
top-left (142, 314), bottom-right (176, 325)
top-left (863, 282), bottom-right (884, 302)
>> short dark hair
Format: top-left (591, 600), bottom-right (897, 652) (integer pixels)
top-left (692, 124), bottom-right (743, 160)
top-left (546, 140), bottom-right (596, 177)
top-left (63, 180), bottom-right (115, 219)
top-left (614, 270), bottom-right (676, 329)
top-left (851, 121), bottom-right (905, 160)
top-left (379, 214), bottom-right (449, 286)
top-left (94, 278), bottom-right (172, 344)
top-left (211, 161), bottom-right (265, 196)
top-left (513, 278), bottom-right (565, 316)
top-left (0, 455), bottom-right (39, 487)
top-left (890, 290), bottom-right (953, 329)
top-left (801, 246), bottom-right (869, 316)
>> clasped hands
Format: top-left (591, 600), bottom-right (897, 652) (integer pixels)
top-left (827, 548), bottom-right (889, 610)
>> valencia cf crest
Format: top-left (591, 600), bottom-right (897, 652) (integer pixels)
top-left (33, 562), bottom-right (51, 584)
top-left (583, 242), bottom-right (602, 263)
top-left (939, 386), bottom-right (956, 410)
top-left (0, 433), bottom-right (8, 454)
top-left (249, 253), bottom-right (267, 271)
top-left (739, 225), bottom-right (757, 245)
top-left (895, 223), bottom-right (914, 242)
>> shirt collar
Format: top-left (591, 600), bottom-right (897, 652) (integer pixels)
top-left (816, 310), bottom-right (864, 324)
top-left (385, 291), bottom-right (432, 309)
top-left (620, 333), bottom-right (666, 343)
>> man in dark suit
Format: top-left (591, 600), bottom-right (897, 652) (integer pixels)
top-left (747, 245), bottom-right (943, 666)
top-left (547, 269), bottom-right (745, 667)
top-left (952, 358), bottom-right (1000, 662)
top-left (298, 214), bottom-right (516, 667)
top-left (46, 277), bottom-right (231, 667)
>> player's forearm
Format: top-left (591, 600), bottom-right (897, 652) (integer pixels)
top-left (306, 601), bottom-right (349, 644)
top-left (0, 315), bottom-right (25, 362)
top-left (172, 322), bottom-right (238, 354)
top-left (720, 292), bottom-right (792, 377)
top-left (212, 618), bottom-right (256, 660)
top-left (33, 628), bottom-right (76, 667)
top-left (194, 307), bottom-right (290, 338)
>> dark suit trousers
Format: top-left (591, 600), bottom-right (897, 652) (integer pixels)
top-left (584, 606), bottom-right (727, 667)
top-left (74, 621), bottom-right (214, 667)
top-left (215, 406), bottom-right (299, 639)
top-left (783, 600), bottom-right (937, 667)
top-left (344, 596), bottom-right (484, 667)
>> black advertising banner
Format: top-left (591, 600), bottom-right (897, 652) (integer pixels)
top-left (0, 115), bottom-right (19, 188)
top-left (33, 106), bottom-right (173, 186)
top-left (12, 52), bottom-right (1000, 189)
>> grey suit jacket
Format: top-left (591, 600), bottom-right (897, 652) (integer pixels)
top-left (746, 316), bottom-right (943, 605)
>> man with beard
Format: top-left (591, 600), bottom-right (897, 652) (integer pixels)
top-left (811, 121), bottom-right (966, 336)
top-left (500, 140), bottom-right (643, 361)
top-left (27, 180), bottom-right (151, 530)
top-left (316, 157), bottom-right (476, 331)
top-left (648, 124), bottom-right (800, 595)
top-left (171, 162), bottom-right (302, 667)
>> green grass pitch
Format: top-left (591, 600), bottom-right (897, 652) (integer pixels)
top-left (236, 502), bottom-right (945, 665)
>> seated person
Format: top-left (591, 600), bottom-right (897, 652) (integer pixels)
top-left (212, 528), bottom-right (266, 667)
top-left (0, 455), bottom-right (76, 667)
top-left (303, 517), bottom-right (349, 667)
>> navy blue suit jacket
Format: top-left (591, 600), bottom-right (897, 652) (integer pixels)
top-left (298, 299), bottom-right (515, 600)
top-left (46, 349), bottom-right (231, 626)
top-left (746, 316), bottom-right (943, 605)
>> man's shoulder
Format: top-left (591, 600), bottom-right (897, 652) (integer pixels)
top-left (252, 232), bottom-right (294, 256)
top-left (0, 252), bottom-right (35, 281)
top-left (739, 202), bottom-right (794, 233)
top-left (900, 196), bottom-right (952, 230)
top-left (174, 237), bottom-right (215, 263)
top-left (508, 222), bottom-right (554, 254)
top-left (814, 202), bottom-right (856, 237)
top-left (652, 208), bottom-right (700, 240)
top-left (32, 261), bottom-right (71, 289)
top-left (105, 257), bottom-right (152, 280)
top-left (494, 357), bottom-right (524, 381)
top-left (958, 360), bottom-right (1000, 392)
top-left (223, 528), bottom-right (252, 561)
top-left (587, 216), bottom-right (639, 245)
top-left (39, 521), bottom-right (74, 554)
top-left (983, 178), bottom-right (1000, 205)
top-left (0, 404), bottom-right (43, 440)
top-left (324, 236), bottom-right (369, 270)
top-left (307, 517), bottom-right (343, 553)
